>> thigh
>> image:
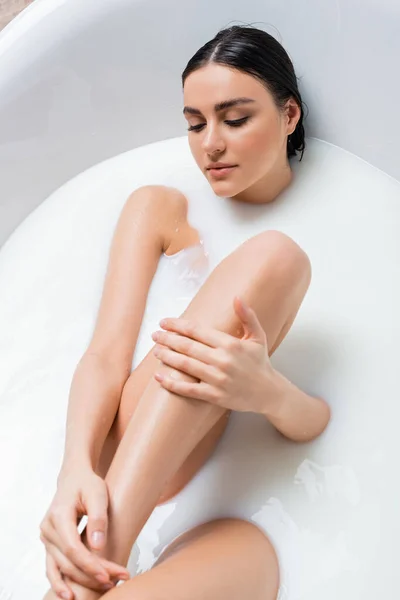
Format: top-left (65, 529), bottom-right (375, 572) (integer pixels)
top-left (104, 519), bottom-right (279, 600)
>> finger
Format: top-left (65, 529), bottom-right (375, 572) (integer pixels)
top-left (84, 483), bottom-right (108, 551)
top-left (98, 557), bottom-right (131, 582)
top-left (48, 517), bottom-right (128, 585)
top-left (50, 507), bottom-right (111, 585)
top-left (46, 541), bottom-right (113, 592)
top-left (81, 525), bottom-right (130, 580)
top-left (159, 318), bottom-right (234, 349)
top-left (153, 346), bottom-right (222, 385)
top-left (152, 330), bottom-right (215, 365)
top-left (233, 296), bottom-right (266, 344)
top-left (154, 373), bottom-right (218, 402)
top-left (152, 331), bottom-right (233, 372)
top-left (46, 552), bottom-right (73, 600)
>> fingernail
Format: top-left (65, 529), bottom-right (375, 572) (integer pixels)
top-left (152, 331), bottom-right (159, 340)
top-left (154, 373), bottom-right (163, 382)
top-left (92, 530), bottom-right (105, 545)
top-left (60, 593), bottom-right (70, 600)
top-left (160, 319), bottom-right (167, 327)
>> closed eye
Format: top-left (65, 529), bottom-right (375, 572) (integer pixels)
top-left (225, 117), bottom-right (249, 127)
top-left (187, 117), bottom-right (250, 132)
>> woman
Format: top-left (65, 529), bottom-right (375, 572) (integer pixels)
top-left (40, 25), bottom-right (330, 600)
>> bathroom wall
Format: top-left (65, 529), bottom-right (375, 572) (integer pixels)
top-left (0, 0), bottom-right (33, 30)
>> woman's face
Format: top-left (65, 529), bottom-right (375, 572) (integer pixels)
top-left (183, 63), bottom-right (300, 200)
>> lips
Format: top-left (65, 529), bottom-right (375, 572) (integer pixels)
top-left (206, 163), bottom-right (237, 170)
top-left (207, 165), bottom-right (238, 179)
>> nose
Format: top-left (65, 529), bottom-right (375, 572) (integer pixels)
top-left (201, 123), bottom-right (225, 156)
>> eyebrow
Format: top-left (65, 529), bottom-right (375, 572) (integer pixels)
top-left (183, 97), bottom-right (256, 116)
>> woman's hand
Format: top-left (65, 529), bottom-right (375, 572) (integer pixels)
top-left (40, 465), bottom-right (129, 599)
top-left (151, 297), bottom-right (280, 415)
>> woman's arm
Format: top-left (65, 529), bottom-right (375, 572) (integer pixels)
top-left (150, 298), bottom-right (331, 443)
top-left (61, 185), bottom-right (193, 472)
top-left (261, 370), bottom-right (330, 442)
top-left (60, 353), bottom-right (129, 474)
top-left (40, 185), bottom-right (199, 598)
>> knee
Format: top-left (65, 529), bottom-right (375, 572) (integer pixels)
top-left (247, 230), bottom-right (311, 288)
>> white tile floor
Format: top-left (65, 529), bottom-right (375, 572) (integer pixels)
top-left (0, 0), bottom-right (33, 30)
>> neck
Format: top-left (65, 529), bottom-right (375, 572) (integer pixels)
top-left (232, 156), bottom-right (293, 205)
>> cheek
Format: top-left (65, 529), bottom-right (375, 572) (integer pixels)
top-left (238, 131), bottom-right (272, 168)
top-left (237, 122), bottom-right (281, 168)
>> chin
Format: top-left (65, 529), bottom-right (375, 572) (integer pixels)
top-left (210, 185), bottom-right (235, 198)
top-left (215, 184), bottom-right (248, 199)
top-left (208, 179), bottom-right (244, 198)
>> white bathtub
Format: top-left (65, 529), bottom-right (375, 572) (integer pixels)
top-left (1, 0), bottom-right (400, 245)
top-left (1, 1), bottom-right (400, 598)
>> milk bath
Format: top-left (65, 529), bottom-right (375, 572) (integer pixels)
top-left (1, 136), bottom-right (399, 599)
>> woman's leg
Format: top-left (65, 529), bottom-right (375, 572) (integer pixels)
top-left (100, 519), bottom-right (279, 600)
top-left (97, 230), bottom-right (311, 505)
top-left (96, 348), bottom-right (231, 505)
top-left (46, 230), bottom-right (309, 600)
top-left (44, 520), bottom-right (278, 600)
top-left (94, 230), bottom-right (311, 567)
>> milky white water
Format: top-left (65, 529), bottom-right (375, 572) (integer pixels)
top-left (0, 136), bottom-right (399, 599)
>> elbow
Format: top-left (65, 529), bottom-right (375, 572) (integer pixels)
top-left (317, 397), bottom-right (332, 435)
top-left (300, 398), bottom-right (331, 443)
top-left (284, 398), bottom-right (331, 444)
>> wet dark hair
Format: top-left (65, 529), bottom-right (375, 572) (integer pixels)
top-left (182, 25), bottom-right (306, 161)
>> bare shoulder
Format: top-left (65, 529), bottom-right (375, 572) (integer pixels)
top-left (126, 185), bottom-right (188, 213)
top-left (125, 185), bottom-right (199, 254)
